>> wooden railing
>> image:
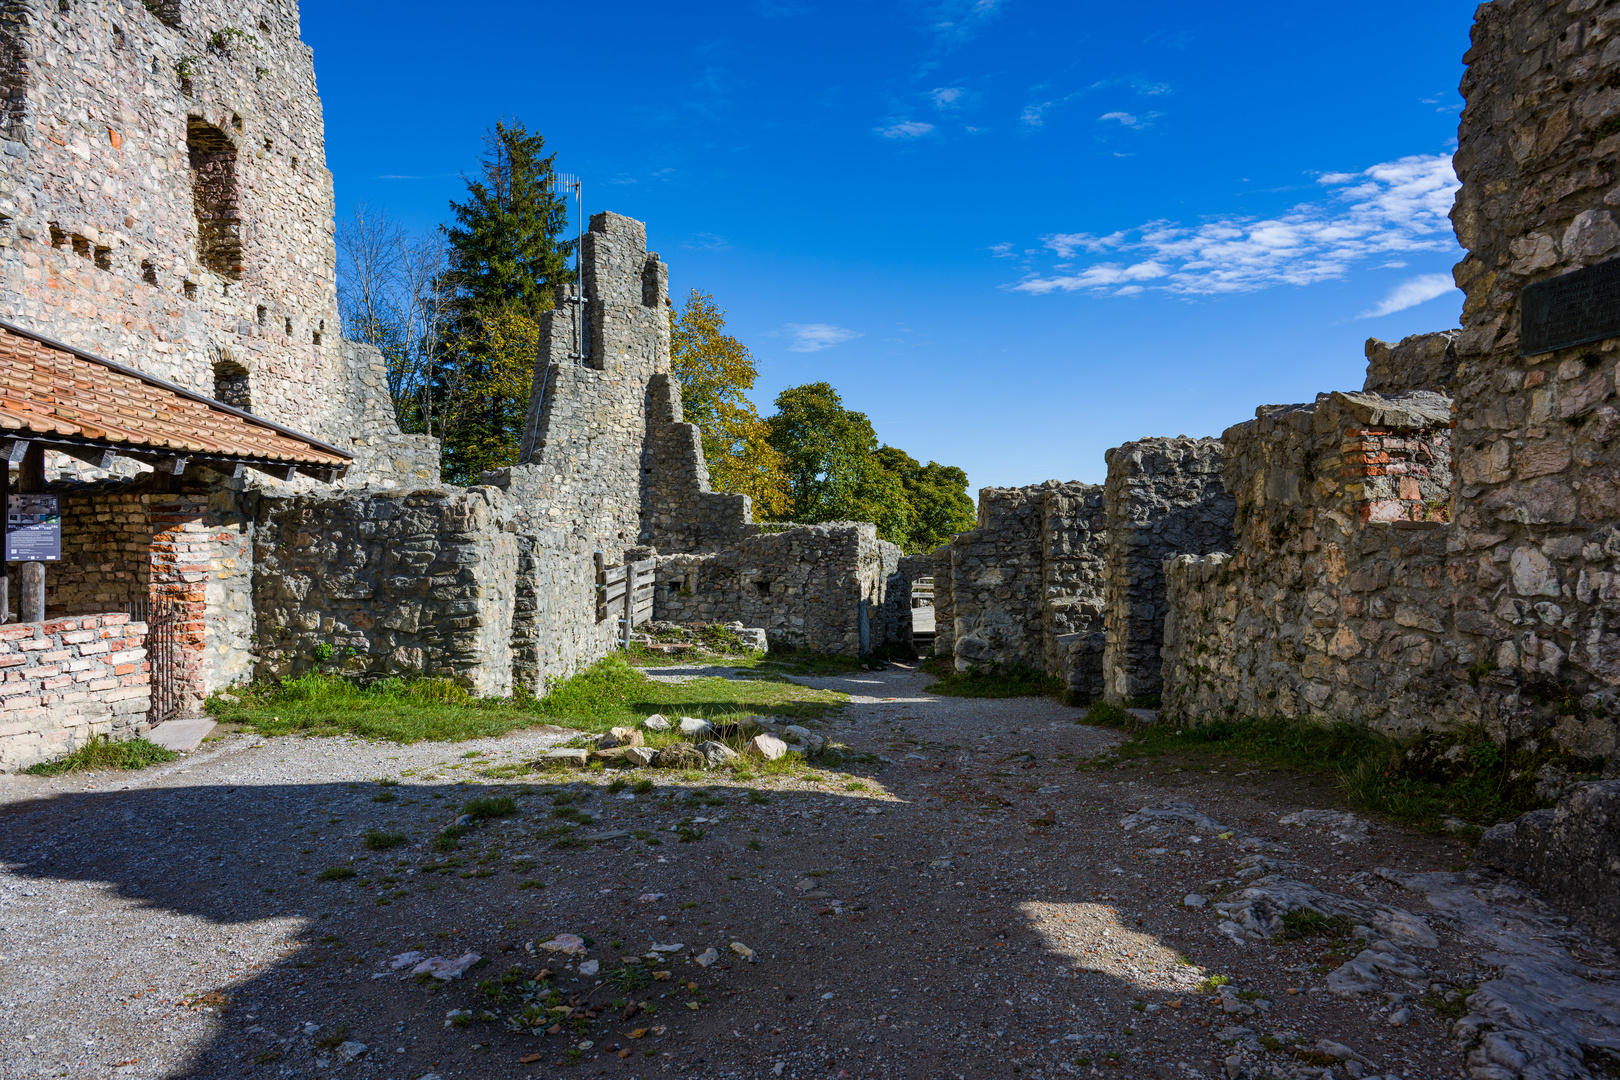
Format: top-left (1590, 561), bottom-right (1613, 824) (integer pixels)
top-left (596, 554), bottom-right (655, 643)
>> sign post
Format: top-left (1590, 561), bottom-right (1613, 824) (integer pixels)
top-left (7, 490), bottom-right (58, 623)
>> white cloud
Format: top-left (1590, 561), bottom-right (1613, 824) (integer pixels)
top-left (932, 86), bottom-right (965, 109)
top-left (785, 323), bottom-right (863, 352)
top-left (682, 232), bottom-right (731, 251)
top-left (1357, 273), bottom-right (1458, 318)
top-left (877, 120), bottom-right (936, 138)
top-left (927, 0), bottom-right (1004, 44)
top-left (1099, 111), bottom-right (1138, 126)
top-left (988, 241), bottom-right (1016, 258)
top-left (1011, 152), bottom-right (1460, 297)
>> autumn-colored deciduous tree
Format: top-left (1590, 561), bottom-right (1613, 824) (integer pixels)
top-left (669, 289), bottom-right (791, 518)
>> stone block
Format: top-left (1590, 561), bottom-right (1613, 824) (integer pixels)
top-left (744, 733), bottom-right (788, 760)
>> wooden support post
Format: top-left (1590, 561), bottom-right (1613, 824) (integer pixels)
top-left (623, 560), bottom-right (635, 649)
top-left (593, 551), bottom-right (605, 623)
top-left (19, 444), bottom-right (43, 624)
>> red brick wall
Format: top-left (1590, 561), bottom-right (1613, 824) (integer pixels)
top-left (0, 613), bottom-right (151, 771)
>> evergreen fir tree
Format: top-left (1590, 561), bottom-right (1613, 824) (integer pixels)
top-left (437, 121), bottom-right (572, 483)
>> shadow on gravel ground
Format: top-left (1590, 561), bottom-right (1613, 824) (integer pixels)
top-left (0, 668), bottom-right (1541, 1080)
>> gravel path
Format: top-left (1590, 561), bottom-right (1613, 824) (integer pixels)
top-left (0, 665), bottom-right (1612, 1080)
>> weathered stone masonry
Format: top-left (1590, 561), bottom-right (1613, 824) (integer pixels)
top-left (1101, 437), bottom-right (1233, 705)
top-left (256, 213), bottom-right (911, 694)
top-left (650, 523), bottom-right (899, 655)
top-left (0, 0), bottom-right (437, 484)
top-left (1160, 391), bottom-right (1456, 730)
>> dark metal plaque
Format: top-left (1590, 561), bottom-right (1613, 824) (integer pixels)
top-left (1521, 256), bottom-right (1620, 356)
top-left (6, 493), bottom-right (60, 561)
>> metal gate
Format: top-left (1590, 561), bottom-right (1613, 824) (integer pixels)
top-left (130, 596), bottom-right (182, 726)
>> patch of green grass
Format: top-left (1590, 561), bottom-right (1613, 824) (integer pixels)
top-left (1077, 714), bottom-right (1602, 831)
top-left (924, 660), bottom-right (1063, 699)
top-left (1279, 908), bottom-right (1356, 940)
top-left (1421, 984), bottom-right (1474, 1018)
top-left (1080, 702), bottom-right (1128, 726)
top-left (316, 865), bottom-right (356, 881)
top-left (463, 795), bottom-right (517, 820)
top-left (752, 644), bottom-right (868, 677)
top-left (205, 655), bottom-right (846, 743)
top-left (363, 830), bottom-right (408, 851)
top-left (24, 735), bottom-right (179, 775)
top-left (1198, 974), bottom-right (1231, 994)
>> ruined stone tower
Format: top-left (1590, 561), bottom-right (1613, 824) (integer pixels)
top-left (0, 0), bottom-right (435, 483)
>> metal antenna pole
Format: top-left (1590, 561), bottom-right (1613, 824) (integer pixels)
top-left (575, 177), bottom-right (584, 365)
top-left (554, 174), bottom-right (585, 366)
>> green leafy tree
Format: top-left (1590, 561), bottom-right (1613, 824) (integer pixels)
top-left (765, 382), bottom-right (912, 545)
top-left (437, 121), bottom-right (572, 483)
top-left (874, 446), bottom-right (976, 553)
top-left (669, 289), bottom-right (790, 517)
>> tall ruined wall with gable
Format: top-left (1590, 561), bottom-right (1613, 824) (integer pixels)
top-left (0, 0), bottom-right (433, 482)
top-left (502, 212), bottom-right (671, 552)
top-left (1445, 0), bottom-right (1620, 756)
top-left (497, 211), bottom-right (753, 556)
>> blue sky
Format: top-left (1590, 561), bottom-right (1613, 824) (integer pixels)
top-left (305, 0), bottom-right (1478, 491)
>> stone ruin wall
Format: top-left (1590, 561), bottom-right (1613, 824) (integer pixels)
top-left (946, 486), bottom-right (1049, 672)
top-left (252, 211), bottom-right (905, 690)
top-left (1042, 483), bottom-right (1107, 692)
top-left (1101, 438), bottom-right (1234, 704)
top-left (649, 523), bottom-right (903, 655)
top-left (1442, 0), bottom-right (1620, 759)
top-left (923, 481), bottom-right (1108, 698)
top-left (0, 0), bottom-right (893, 731)
top-left (498, 213), bottom-right (672, 553)
top-left (0, 0), bottom-right (434, 482)
top-left (640, 371), bottom-right (756, 553)
top-left (1160, 391), bottom-right (1457, 731)
top-left (253, 487), bottom-right (521, 697)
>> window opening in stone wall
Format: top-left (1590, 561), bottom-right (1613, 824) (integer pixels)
top-left (183, 280), bottom-right (196, 301)
top-left (93, 245), bottom-right (110, 270)
top-left (213, 360), bottom-right (251, 412)
top-left (313, 320), bottom-right (323, 347)
top-left (284, 316), bottom-right (292, 335)
top-left (141, 260), bottom-right (157, 285)
top-left (111, 23), bottom-right (124, 48)
top-left (291, 154), bottom-right (298, 169)
top-left (48, 224), bottom-right (65, 248)
top-left (71, 234), bottom-right (89, 258)
top-left (187, 117), bottom-right (242, 279)
top-left (231, 113), bottom-right (242, 133)
top-left (257, 19), bottom-right (268, 33)
top-left (140, 0), bottom-right (181, 28)
top-left (257, 304), bottom-right (267, 327)
top-left (755, 580), bottom-right (771, 596)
